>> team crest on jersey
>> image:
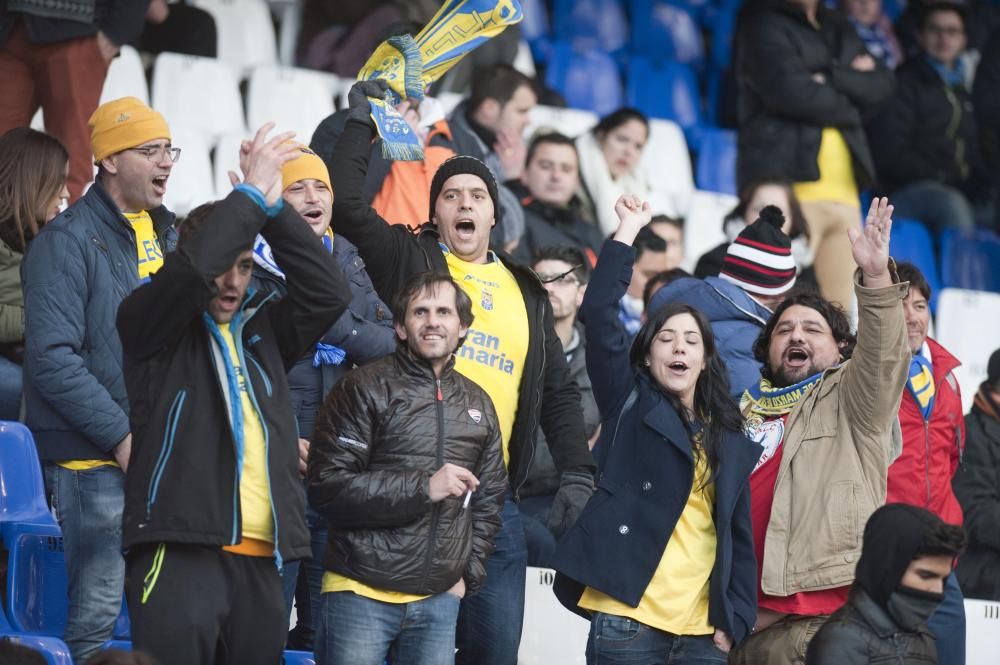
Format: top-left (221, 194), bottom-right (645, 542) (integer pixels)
top-left (468, 408), bottom-right (482, 423)
top-left (481, 289), bottom-right (494, 311)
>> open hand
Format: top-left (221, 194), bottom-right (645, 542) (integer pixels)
top-left (495, 128), bottom-right (527, 179)
top-left (228, 123), bottom-right (298, 207)
top-left (848, 196), bottom-right (893, 287)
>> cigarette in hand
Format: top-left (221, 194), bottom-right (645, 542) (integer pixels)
top-left (462, 489), bottom-right (472, 509)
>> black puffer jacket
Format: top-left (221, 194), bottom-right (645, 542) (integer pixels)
top-left (307, 346), bottom-right (508, 596)
top-left (736, 2), bottom-right (895, 190)
top-left (869, 56), bottom-right (987, 198)
top-left (805, 589), bottom-right (937, 664)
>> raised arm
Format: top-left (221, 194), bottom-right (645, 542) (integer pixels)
top-left (329, 80), bottom-right (416, 303)
top-left (841, 197), bottom-right (910, 437)
top-left (581, 195), bottom-right (651, 415)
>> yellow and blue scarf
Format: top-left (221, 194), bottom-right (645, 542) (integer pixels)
top-left (741, 372), bottom-right (824, 418)
top-left (907, 355), bottom-right (936, 421)
top-left (357, 0), bottom-right (523, 161)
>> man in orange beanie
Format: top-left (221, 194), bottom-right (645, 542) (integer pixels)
top-left (22, 96), bottom-right (179, 663)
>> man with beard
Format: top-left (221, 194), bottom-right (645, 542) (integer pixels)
top-left (728, 197), bottom-right (912, 665)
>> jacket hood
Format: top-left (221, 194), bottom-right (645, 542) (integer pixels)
top-left (855, 503), bottom-right (948, 608)
top-left (649, 276), bottom-right (771, 325)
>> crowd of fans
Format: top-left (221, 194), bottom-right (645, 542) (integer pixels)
top-left (1, 0), bottom-right (1000, 665)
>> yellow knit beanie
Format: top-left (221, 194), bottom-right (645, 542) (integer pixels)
top-left (89, 97), bottom-right (171, 164)
top-left (281, 144), bottom-right (332, 192)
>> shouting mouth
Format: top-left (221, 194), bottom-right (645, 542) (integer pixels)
top-left (784, 347), bottom-right (810, 367)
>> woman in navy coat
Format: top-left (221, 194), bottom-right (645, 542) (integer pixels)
top-left (552, 194), bottom-right (762, 664)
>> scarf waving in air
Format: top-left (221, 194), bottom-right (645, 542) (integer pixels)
top-left (357, 0), bottom-right (523, 161)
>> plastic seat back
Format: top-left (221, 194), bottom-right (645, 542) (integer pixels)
top-left (152, 53), bottom-right (246, 144)
top-left (888, 218), bottom-right (941, 309)
top-left (5, 523), bottom-right (67, 635)
top-left (940, 229), bottom-right (1000, 293)
top-left (0, 422), bottom-right (52, 527)
top-left (695, 128), bottom-right (737, 195)
top-left (630, 0), bottom-right (704, 66)
top-left (545, 42), bottom-right (623, 115)
top-left (553, 0), bottom-right (628, 52)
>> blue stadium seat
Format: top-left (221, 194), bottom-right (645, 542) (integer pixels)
top-left (4, 522), bottom-right (68, 635)
top-left (695, 128), bottom-right (737, 195)
top-left (626, 57), bottom-right (702, 139)
top-left (553, 0), bottom-right (628, 53)
top-left (0, 422), bottom-right (56, 532)
top-left (519, 0), bottom-right (551, 44)
top-left (940, 228), bottom-right (1000, 293)
top-left (545, 42), bottom-right (624, 115)
top-left (629, 0), bottom-right (705, 66)
top-left (709, 9), bottom-right (737, 68)
top-left (888, 218), bottom-right (942, 310)
top-left (0, 631), bottom-right (73, 665)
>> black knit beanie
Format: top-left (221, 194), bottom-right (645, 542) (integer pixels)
top-left (428, 155), bottom-right (500, 223)
top-left (719, 205), bottom-right (796, 296)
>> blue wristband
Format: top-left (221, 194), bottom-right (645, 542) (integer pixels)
top-left (235, 184), bottom-right (285, 218)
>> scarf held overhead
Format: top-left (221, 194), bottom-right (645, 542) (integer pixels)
top-left (357, 0), bottom-right (523, 161)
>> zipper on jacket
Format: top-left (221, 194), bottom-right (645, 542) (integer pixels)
top-left (419, 378), bottom-right (446, 587)
top-left (146, 390), bottom-right (187, 519)
top-left (245, 350), bottom-right (273, 397)
top-left (924, 420), bottom-right (932, 508)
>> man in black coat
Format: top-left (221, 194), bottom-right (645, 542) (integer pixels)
top-left (510, 132), bottom-right (605, 266)
top-left (307, 271), bottom-right (507, 665)
top-left (330, 79), bottom-right (596, 665)
top-left (806, 504), bottom-right (966, 665)
top-left (869, 2), bottom-right (991, 234)
top-left (116, 125), bottom-right (351, 665)
top-left (736, 0), bottom-right (894, 309)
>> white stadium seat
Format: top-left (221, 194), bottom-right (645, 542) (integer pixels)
top-left (162, 127), bottom-right (216, 217)
top-left (526, 104), bottom-right (598, 141)
top-left (965, 599), bottom-right (1000, 665)
top-left (213, 132), bottom-right (247, 200)
top-left (934, 288), bottom-right (1000, 413)
top-left (191, 0), bottom-right (278, 77)
top-left (681, 190), bottom-right (736, 273)
top-left (519, 568), bottom-right (588, 665)
top-left (246, 65), bottom-right (343, 142)
top-left (641, 119), bottom-right (695, 219)
top-left (152, 52), bottom-right (246, 145)
top-left (99, 45), bottom-right (149, 105)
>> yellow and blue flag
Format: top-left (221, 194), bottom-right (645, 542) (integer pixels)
top-left (357, 0), bottom-right (523, 161)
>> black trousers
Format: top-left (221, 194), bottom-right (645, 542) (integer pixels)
top-left (126, 543), bottom-right (286, 665)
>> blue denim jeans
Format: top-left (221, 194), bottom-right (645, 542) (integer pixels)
top-left (280, 502), bottom-right (327, 650)
top-left (0, 354), bottom-right (22, 420)
top-left (455, 494), bottom-right (528, 665)
top-left (44, 464), bottom-right (125, 664)
top-left (927, 573), bottom-right (965, 665)
top-left (518, 494), bottom-right (557, 568)
top-left (586, 612), bottom-right (727, 665)
top-left (315, 591), bottom-right (461, 665)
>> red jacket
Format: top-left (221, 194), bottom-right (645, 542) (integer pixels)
top-left (888, 337), bottom-right (965, 524)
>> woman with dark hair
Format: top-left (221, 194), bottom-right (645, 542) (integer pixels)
top-left (0, 127), bottom-right (69, 419)
top-left (552, 194), bottom-right (762, 664)
top-left (695, 179), bottom-right (816, 290)
top-left (576, 108), bottom-right (668, 235)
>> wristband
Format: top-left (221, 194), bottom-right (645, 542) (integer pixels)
top-left (235, 183), bottom-right (285, 218)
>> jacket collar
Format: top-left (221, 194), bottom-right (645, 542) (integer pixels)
top-left (851, 588), bottom-right (934, 639)
top-left (395, 343), bottom-right (456, 382)
top-left (637, 372), bottom-right (696, 461)
top-left (87, 178), bottom-right (176, 239)
top-left (924, 337), bottom-right (961, 382)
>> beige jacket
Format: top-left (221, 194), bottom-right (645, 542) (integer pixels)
top-left (751, 273), bottom-right (910, 596)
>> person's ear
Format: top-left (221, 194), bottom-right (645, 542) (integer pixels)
top-left (576, 284), bottom-right (586, 308)
top-left (100, 154), bottom-right (119, 176)
top-left (394, 322), bottom-right (407, 341)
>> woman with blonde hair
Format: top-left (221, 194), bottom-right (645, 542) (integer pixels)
top-left (0, 127), bottom-right (69, 419)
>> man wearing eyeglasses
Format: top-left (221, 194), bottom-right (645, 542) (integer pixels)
top-left (519, 247), bottom-right (601, 568)
top-left (21, 96), bottom-right (178, 664)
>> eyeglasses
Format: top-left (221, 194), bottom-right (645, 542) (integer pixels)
top-left (536, 265), bottom-right (583, 285)
top-left (129, 145), bottom-right (182, 163)
top-left (926, 25), bottom-right (964, 37)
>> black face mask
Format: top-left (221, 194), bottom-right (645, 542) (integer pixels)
top-left (886, 585), bottom-right (945, 631)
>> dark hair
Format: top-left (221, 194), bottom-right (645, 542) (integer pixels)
top-left (83, 649), bottom-right (160, 665)
top-left (919, 2), bottom-right (967, 31)
top-left (752, 292), bottom-right (856, 380)
top-left (525, 132), bottom-right (578, 169)
top-left (643, 268), bottom-right (690, 307)
top-left (533, 245), bottom-right (590, 284)
top-left (177, 200), bottom-right (220, 248)
top-left (634, 225), bottom-right (667, 260)
top-left (592, 107), bottom-right (649, 140)
top-left (468, 64), bottom-right (536, 113)
top-left (392, 272), bottom-right (475, 331)
top-left (0, 127), bottom-right (70, 252)
top-left (896, 261), bottom-right (932, 303)
top-left (729, 179), bottom-right (809, 241)
top-left (0, 641), bottom-right (47, 665)
top-left (372, 20), bottom-right (421, 52)
top-left (650, 214), bottom-right (684, 235)
top-left (629, 303), bottom-right (745, 481)
top-left (914, 522), bottom-right (967, 559)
